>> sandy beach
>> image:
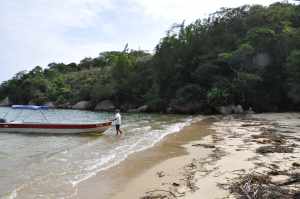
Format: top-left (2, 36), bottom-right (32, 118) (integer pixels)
top-left (77, 113), bottom-right (300, 199)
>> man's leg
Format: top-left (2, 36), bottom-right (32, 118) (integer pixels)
top-left (119, 128), bottom-right (123, 134)
top-left (115, 125), bottom-right (119, 135)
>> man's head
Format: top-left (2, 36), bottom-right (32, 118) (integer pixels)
top-left (115, 109), bottom-right (120, 113)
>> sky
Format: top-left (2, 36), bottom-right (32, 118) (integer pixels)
top-left (0, 0), bottom-right (282, 82)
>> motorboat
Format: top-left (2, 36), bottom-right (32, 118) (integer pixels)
top-left (0, 105), bottom-right (112, 134)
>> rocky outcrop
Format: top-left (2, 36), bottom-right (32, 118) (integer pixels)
top-left (169, 102), bottom-right (203, 114)
top-left (218, 105), bottom-right (244, 115)
top-left (45, 102), bottom-right (55, 109)
top-left (128, 105), bottom-right (149, 113)
top-left (246, 107), bottom-right (255, 114)
top-left (0, 97), bottom-right (11, 106)
top-left (56, 102), bottom-right (72, 109)
top-left (72, 101), bottom-right (91, 110)
top-left (95, 100), bottom-right (115, 112)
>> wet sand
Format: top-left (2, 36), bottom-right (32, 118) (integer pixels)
top-left (76, 117), bottom-right (217, 199)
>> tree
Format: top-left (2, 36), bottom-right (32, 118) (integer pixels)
top-left (287, 50), bottom-right (300, 104)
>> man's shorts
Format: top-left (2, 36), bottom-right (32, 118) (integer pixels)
top-left (116, 124), bottom-right (120, 130)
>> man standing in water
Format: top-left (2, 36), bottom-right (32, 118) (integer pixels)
top-left (112, 109), bottom-right (123, 135)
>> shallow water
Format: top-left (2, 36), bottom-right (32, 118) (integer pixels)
top-left (0, 107), bottom-right (192, 199)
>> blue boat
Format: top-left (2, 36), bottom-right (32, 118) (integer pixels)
top-left (11, 105), bottom-right (49, 110)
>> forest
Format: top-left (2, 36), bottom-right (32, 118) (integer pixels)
top-left (1, 2), bottom-right (300, 114)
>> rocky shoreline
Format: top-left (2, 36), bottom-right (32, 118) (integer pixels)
top-left (0, 97), bottom-right (255, 115)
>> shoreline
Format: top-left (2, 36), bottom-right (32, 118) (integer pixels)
top-left (76, 117), bottom-right (217, 199)
top-left (77, 113), bottom-right (300, 199)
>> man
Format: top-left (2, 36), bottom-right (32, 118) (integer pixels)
top-left (112, 109), bottom-right (123, 135)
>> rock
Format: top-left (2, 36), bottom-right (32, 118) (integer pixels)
top-left (120, 104), bottom-right (135, 112)
top-left (72, 101), bottom-right (90, 110)
top-left (270, 175), bottom-right (290, 185)
top-left (233, 105), bottom-right (244, 114)
top-left (170, 102), bottom-right (203, 114)
top-left (28, 100), bottom-right (35, 105)
top-left (166, 107), bottom-right (173, 113)
top-left (95, 100), bottom-right (115, 111)
top-left (0, 97), bottom-right (11, 106)
top-left (44, 102), bottom-right (55, 109)
top-left (218, 105), bottom-right (235, 115)
top-left (246, 107), bottom-right (255, 114)
top-left (57, 102), bottom-right (71, 109)
top-left (218, 105), bottom-right (244, 115)
top-left (128, 105), bottom-right (149, 113)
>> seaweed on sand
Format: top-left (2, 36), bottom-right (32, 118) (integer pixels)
top-left (252, 130), bottom-right (286, 145)
top-left (256, 145), bottom-right (294, 154)
top-left (229, 173), bottom-right (296, 199)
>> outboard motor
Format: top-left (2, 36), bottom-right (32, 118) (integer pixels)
top-left (0, 118), bottom-right (7, 123)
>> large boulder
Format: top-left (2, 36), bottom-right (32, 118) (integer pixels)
top-left (233, 105), bottom-right (244, 114)
top-left (120, 104), bottom-right (136, 112)
top-left (218, 105), bottom-right (244, 115)
top-left (170, 102), bottom-right (203, 114)
top-left (45, 102), bottom-right (56, 109)
top-left (72, 101), bottom-right (90, 110)
top-left (0, 97), bottom-right (11, 106)
top-left (57, 102), bottom-right (72, 109)
top-left (218, 105), bottom-right (234, 115)
top-left (128, 105), bottom-right (149, 113)
top-left (95, 100), bottom-right (115, 112)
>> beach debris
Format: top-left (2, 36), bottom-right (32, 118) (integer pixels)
top-left (141, 189), bottom-right (184, 199)
top-left (186, 162), bottom-right (197, 170)
top-left (292, 162), bottom-right (300, 167)
top-left (229, 173), bottom-right (296, 199)
top-left (191, 143), bottom-right (215, 148)
top-left (241, 122), bottom-right (268, 127)
top-left (252, 130), bottom-right (286, 145)
top-left (172, 182), bottom-right (180, 187)
top-left (256, 145), bottom-right (294, 154)
top-left (157, 171), bottom-right (165, 178)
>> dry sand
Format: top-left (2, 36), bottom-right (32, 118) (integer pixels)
top-left (77, 113), bottom-right (300, 199)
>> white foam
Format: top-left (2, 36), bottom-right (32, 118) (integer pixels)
top-left (70, 116), bottom-right (196, 187)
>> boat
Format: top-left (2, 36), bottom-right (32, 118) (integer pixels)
top-left (0, 121), bottom-right (112, 134)
top-left (12, 105), bottom-right (49, 110)
top-left (0, 105), bottom-right (112, 134)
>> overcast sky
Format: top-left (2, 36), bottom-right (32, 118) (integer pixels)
top-left (0, 0), bottom-right (281, 82)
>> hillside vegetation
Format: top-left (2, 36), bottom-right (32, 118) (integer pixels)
top-left (1, 2), bottom-right (300, 113)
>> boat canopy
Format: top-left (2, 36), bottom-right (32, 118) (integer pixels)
top-left (12, 105), bottom-right (49, 110)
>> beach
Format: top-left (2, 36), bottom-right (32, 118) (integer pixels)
top-left (77, 113), bottom-right (300, 199)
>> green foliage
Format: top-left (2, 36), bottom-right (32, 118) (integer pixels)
top-left (287, 50), bottom-right (300, 103)
top-left (175, 84), bottom-right (206, 104)
top-left (207, 88), bottom-right (229, 107)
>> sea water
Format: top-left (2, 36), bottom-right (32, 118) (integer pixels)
top-left (0, 107), bottom-right (193, 199)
